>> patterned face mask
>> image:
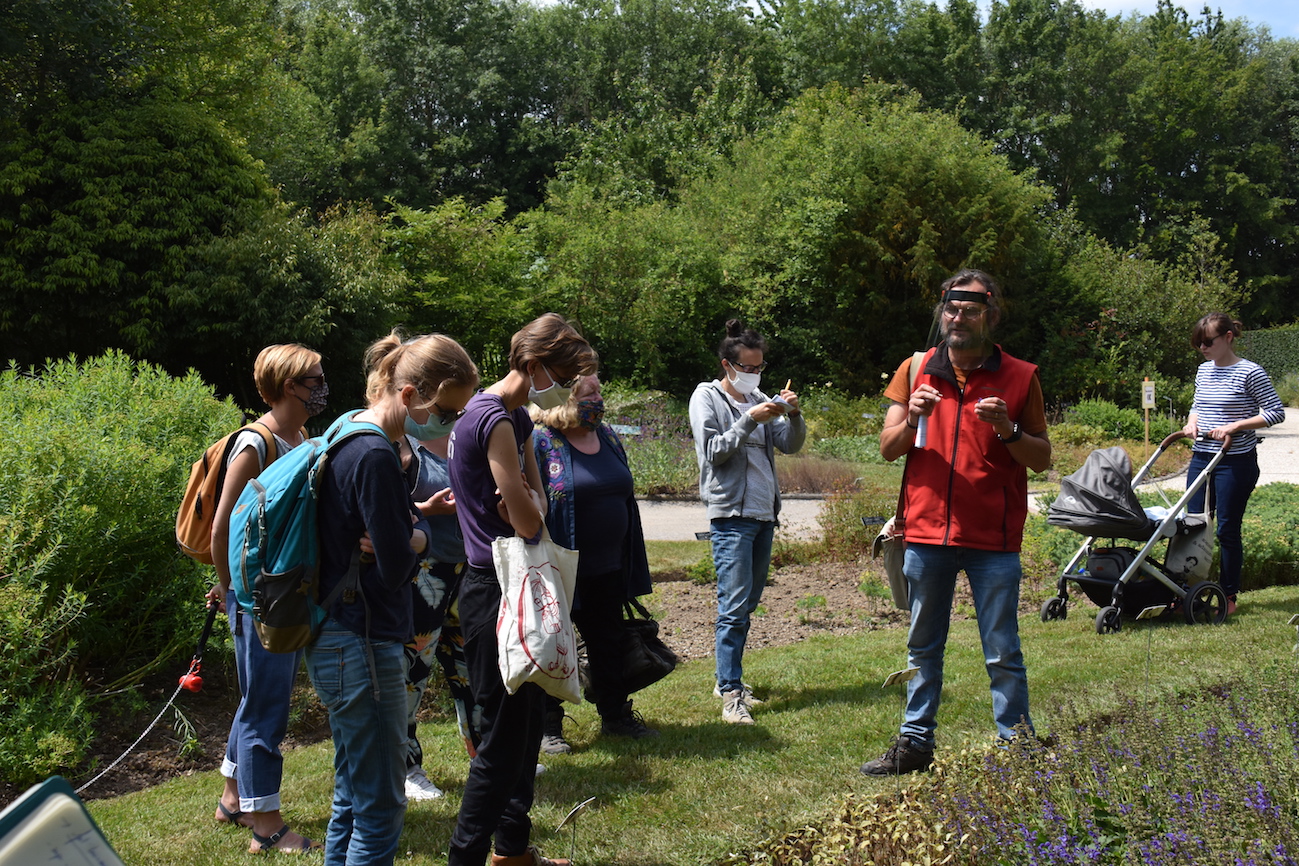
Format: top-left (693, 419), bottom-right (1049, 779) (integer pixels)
top-left (300, 382), bottom-right (329, 417)
top-left (576, 397), bottom-right (605, 429)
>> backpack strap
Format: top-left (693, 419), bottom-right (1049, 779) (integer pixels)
top-left (312, 413), bottom-right (392, 701)
top-left (895, 350), bottom-right (928, 532)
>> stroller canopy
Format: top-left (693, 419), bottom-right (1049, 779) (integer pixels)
top-left (1048, 446), bottom-right (1155, 540)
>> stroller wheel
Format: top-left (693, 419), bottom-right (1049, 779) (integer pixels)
top-left (1183, 581), bottom-right (1228, 626)
top-left (1040, 597), bottom-right (1067, 622)
top-left (1095, 606), bottom-right (1121, 635)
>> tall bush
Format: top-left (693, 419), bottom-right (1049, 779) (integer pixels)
top-left (0, 353), bottom-right (240, 785)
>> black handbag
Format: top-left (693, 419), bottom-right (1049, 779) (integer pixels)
top-left (580, 597), bottom-right (680, 704)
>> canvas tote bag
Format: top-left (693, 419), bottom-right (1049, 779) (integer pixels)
top-left (493, 524), bottom-right (582, 703)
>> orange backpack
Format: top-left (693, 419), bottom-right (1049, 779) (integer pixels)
top-left (176, 423), bottom-right (277, 564)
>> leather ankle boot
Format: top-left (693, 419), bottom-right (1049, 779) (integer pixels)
top-left (490, 844), bottom-right (570, 866)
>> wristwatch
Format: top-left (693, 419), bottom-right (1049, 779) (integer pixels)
top-left (997, 422), bottom-right (1023, 444)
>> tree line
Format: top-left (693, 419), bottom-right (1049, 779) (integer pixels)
top-left (2, 0), bottom-right (1295, 408)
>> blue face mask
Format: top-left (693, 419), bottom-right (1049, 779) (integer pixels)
top-left (405, 407), bottom-right (457, 441)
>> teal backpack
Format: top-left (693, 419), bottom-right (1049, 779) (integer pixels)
top-left (229, 412), bottom-right (390, 653)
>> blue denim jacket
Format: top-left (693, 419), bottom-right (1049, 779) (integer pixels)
top-left (532, 424), bottom-right (653, 605)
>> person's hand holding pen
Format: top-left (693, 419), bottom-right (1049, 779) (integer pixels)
top-left (750, 379), bottom-right (800, 422)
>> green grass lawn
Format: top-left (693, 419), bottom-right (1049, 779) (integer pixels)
top-left (86, 584), bottom-right (1299, 865)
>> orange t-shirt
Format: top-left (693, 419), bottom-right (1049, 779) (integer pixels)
top-left (884, 355), bottom-right (1047, 435)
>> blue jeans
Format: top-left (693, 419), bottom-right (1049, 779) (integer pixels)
top-left (901, 544), bottom-right (1031, 750)
top-left (711, 517), bottom-right (776, 694)
top-left (1187, 448), bottom-right (1259, 598)
top-left (222, 590), bottom-right (302, 812)
top-left (306, 621), bottom-right (408, 866)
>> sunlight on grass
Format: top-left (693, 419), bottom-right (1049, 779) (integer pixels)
top-left (644, 539), bottom-right (711, 575)
top-left (86, 584), bottom-right (1299, 865)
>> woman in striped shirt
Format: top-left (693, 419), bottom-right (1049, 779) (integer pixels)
top-left (1181, 313), bottom-right (1286, 614)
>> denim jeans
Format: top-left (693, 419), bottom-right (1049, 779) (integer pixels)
top-left (711, 517), bottom-right (776, 694)
top-left (900, 544), bottom-right (1031, 751)
top-left (306, 621), bottom-right (408, 866)
top-left (222, 590), bottom-right (302, 813)
top-left (1186, 448), bottom-right (1259, 598)
top-left (448, 566), bottom-right (544, 866)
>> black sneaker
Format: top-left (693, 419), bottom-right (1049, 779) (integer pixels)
top-left (600, 702), bottom-right (660, 739)
top-left (859, 736), bottom-right (934, 776)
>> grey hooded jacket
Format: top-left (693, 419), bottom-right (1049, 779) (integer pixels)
top-left (688, 380), bottom-right (806, 521)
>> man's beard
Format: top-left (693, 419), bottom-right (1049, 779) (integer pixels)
top-left (943, 324), bottom-right (988, 350)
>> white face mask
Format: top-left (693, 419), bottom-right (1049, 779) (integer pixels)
top-left (529, 364), bottom-right (572, 410)
top-left (726, 365), bottom-right (762, 396)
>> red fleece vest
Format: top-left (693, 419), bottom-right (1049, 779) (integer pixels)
top-left (901, 345), bottom-right (1037, 552)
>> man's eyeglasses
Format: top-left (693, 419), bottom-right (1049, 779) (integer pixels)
top-left (1199, 333), bottom-right (1223, 349)
top-left (430, 402), bottom-right (466, 424)
top-left (942, 304), bottom-right (986, 321)
top-left (295, 375), bottom-right (326, 387)
top-left (729, 360), bottom-right (768, 373)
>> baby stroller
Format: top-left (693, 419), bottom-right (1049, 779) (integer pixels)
top-left (1042, 431), bottom-right (1229, 634)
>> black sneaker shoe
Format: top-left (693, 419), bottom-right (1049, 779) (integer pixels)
top-left (600, 702), bottom-right (660, 739)
top-left (859, 736), bottom-right (933, 776)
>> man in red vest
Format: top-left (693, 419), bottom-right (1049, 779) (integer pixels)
top-left (861, 269), bottom-right (1052, 776)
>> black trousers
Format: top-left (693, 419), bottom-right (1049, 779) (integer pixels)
top-left (447, 565), bottom-right (544, 865)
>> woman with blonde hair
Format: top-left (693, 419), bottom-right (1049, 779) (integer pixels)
top-left (210, 343), bottom-right (327, 854)
top-left (306, 331), bottom-right (477, 866)
top-left (532, 373), bottom-right (657, 753)
top-left (447, 313), bottom-right (597, 866)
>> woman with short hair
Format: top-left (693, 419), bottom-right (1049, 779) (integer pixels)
top-left (210, 343), bottom-right (327, 854)
top-left (447, 313), bottom-right (598, 866)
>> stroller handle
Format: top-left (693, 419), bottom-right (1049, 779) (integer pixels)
top-left (1159, 430), bottom-right (1234, 452)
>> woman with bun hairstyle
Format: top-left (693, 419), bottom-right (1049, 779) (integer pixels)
top-left (1181, 313), bottom-right (1285, 615)
top-left (307, 332), bottom-right (477, 866)
top-left (210, 343), bottom-right (326, 854)
top-left (446, 313), bottom-right (597, 866)
top-left (689, 319), bottom-right (805, 726)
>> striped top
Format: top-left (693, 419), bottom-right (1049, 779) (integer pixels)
top-left (1190, 359), bottom-right (1285, 454)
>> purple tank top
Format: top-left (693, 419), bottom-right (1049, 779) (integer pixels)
top-left (447, 391), bottom-right (534, 569)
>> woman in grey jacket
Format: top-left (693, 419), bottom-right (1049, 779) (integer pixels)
top-left (688, 319), bottom-right (805, 725)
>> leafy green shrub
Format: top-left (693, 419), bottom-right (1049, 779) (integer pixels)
top-left (796, 385), bottom-right (886, 439)
top-left (1239, 324), bottom-right (1299, 383)
top-left (685, 554), bottom-right (716, 585)
top-left (1064, 398), bottom-right (1177, 441)
top-left (815, 477), bottom-right (901, 561)
top-left (807, 435), bottom-right (887, 466)
top-left (0, 353), bottom-right (241, 784)
top-left (608, 387), bottom-right (698, 496)
top-left (1274, 372), bottom-right (1299, 408)
top-left (1239, 483), bottom-right (1299, 592)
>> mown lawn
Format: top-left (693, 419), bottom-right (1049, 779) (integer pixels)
top-left (85, 584), bottom-right (1299, 865)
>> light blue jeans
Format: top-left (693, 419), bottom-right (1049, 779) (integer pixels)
top-left (222, 589), bottom-right (302, 813)
top-left (900, 544), bottom-right (1031, 751)
top-left (306, 621), bottom-right (408, 866)
top-left (711, 517), bottom-right (776, 694)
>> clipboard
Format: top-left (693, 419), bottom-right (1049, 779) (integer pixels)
top-left (0, 776), bottom-right (124, 865)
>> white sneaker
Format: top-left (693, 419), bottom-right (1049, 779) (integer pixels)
top-left (721, 689), bottom-right (755, 725)
top-left (713, 683), bottom-right (764, 706)
top-left (535, 763), bottom-right (547, 777)
top-left (404, 766), bottom-right (444, 800)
